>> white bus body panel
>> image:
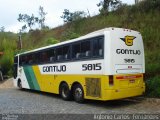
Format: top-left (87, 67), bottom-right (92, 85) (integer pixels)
top-left (18, 67), bottom-right (30, 88)
top-left (39, 59), bottom-right (104, 75)
top-left (14, 67), bottom-right (30, 89)
top-left (108, 28), bottom-right (145, 75)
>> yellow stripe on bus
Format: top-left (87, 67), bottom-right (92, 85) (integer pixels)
top-left (32, 65), bottom-right (53, 92)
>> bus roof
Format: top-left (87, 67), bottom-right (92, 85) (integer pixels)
top-left (16, 27), bottom-right (136, 56)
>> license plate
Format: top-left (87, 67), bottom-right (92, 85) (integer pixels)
top-left (129, 79), bottom-right (135, 83)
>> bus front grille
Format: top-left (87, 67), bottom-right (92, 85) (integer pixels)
top-left (85, 78), bottom-right (101, 98)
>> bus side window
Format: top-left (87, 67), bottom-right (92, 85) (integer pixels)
top-left (21, 56), bottom-right (25, 65)
top-left (63, 45), bottom-right (70, 60)
top-left (24, 56), bottom-right (28, 64)
top-left (72, 43), bottom-right (81, 59)
top-left (19, 55), bottom-right (29, 65)
top-left (45, 49), bottom-right (55, 62)
top-left (56, 47), bottom-right (63, 61)
top-left (34, 53), bottom-right (40, 64)
top-left (19, 56), bottom-right (22, 66)
top-left (81, 40), bottom-right (91, 58)
top-left (20, 56), bottom-right (26, 65)
top-left (28, 54), bottom-right (33, 64)
top-left (47, 49), bottom-right (55, 62)
top-left (35, 53), bottom-right (41, 64)
top-left (93, 37), bottom-right (103, 57)
top-left (42, 52), bottom-right (48, 63)
top-left (32, 54), bottom-right (36, 64)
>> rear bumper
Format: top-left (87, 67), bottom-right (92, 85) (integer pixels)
top-left (102, 86), bottom-right (145, 101)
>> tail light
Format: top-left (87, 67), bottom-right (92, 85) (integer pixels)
top-left (109, 75), bottom-right (114, 86)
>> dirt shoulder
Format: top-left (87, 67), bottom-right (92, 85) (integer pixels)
top-left (0, 78), bottom-right (14, 89)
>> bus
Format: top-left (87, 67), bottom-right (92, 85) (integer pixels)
top-left (13, 27), bottom-right (145, 103)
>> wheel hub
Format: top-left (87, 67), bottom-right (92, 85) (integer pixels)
top-left (75, 88), bottom-right (82, 98)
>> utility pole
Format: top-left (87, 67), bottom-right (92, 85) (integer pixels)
top-left (87, 9), bottom-right (91, 17)
top-left (18, 30), bottom-right (22, 50)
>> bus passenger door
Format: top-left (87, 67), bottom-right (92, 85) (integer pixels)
top-left (13, 56), bottom-right (18, 79)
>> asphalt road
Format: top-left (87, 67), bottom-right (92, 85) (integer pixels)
top-left (0, 88), bottom-right (160, 114)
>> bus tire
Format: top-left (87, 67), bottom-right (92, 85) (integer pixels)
top-left (17, 79), bottom-right (22, 89)
top-left (59, 83), bottom-right (71, 101)
top-left (73, 84), bottom-right (84, 103)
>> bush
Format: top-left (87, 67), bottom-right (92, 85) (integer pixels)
top-left (61, 31), bottom-right (80, 41)
top-left (145, 50), bottom-right (160, 78)
top-left (0, 50), bottom-right (14, 76)
top-left (61, 9), bottom-right (86, 23)
top-left (46, 37), bottom-right (59, 45)
top-left (0, 38), bottom-right (16, 76)
top-left (146, 75), bottom-right (160, 97)
top-left (130, 0), bottom-right (160, 13)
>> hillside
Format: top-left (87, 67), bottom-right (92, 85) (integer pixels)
top-left (0, 0), bottom-right (160, 97)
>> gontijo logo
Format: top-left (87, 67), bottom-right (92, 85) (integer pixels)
top-left (120, 36), bottom-right (136, 46)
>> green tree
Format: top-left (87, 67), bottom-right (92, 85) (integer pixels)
top-left (72, 11), bottom-right (86, 21)
top-left (61, 9), bottom-right (73, 22)
top-left (18, 14), bottom-right (36, 31)
top-left (61, 9), bottom-right (86, 23)
top-left (97, 0), bottom-right (122, 14)
top-left (0, 26), bottom-right (5, 32)
top-left (17, 6), bottom-right (47, 31)
top-left (38, 6), bottom-right (47, 29)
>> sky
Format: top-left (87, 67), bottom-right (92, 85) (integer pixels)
top-left (0, 0), bottom-right (135, 33)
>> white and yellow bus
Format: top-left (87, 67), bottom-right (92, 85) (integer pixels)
top-left (13, 27), bottom-right (145, 102)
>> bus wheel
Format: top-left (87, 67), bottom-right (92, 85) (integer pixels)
top-left (18, 79), bottom-right (22, 89)
top-left (73, 84), bottom-right (84, 103)
top-left (59, 83), bottom-right (71, 100)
